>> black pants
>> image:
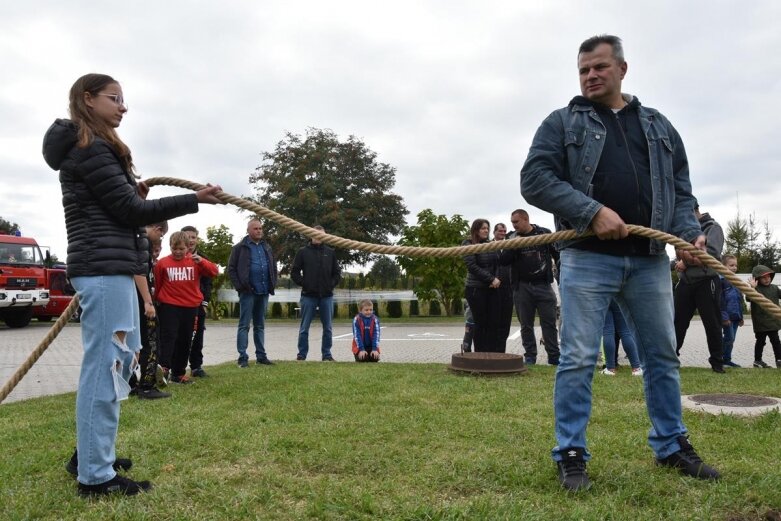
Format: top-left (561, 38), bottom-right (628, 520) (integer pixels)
top-left (157, 303), bottom-right (198, 378)
top-left (754, 331), bottom-right (781, 363)
top-left (137, 313), bottom-right (161, 389)
top-left (188, 305), bottom-right (207, 370)
top-left (496, 286), bottom-right (514, 352)
top-left (513, 282), bottom-right (560, 362)
top-left (674, 276), bottom-right (723, 366)
top-left (465, 286), bottom-right (504, 352)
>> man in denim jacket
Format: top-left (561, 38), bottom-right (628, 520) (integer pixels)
top-left (520, 34), bottom-right (720, 491)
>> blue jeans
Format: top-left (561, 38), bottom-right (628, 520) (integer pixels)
top-left (297, 295), bottom-right (333, 359)
top-left (722, 320), bottom-right (740, 362)
top-left (603, 300), bottom-right (641, 369)
top-left (71, 275), bottom-right (140, 485)
top-left (552, 249), bottom-right (687, 462)
top-left (237, 292), bottom-right (270, 362)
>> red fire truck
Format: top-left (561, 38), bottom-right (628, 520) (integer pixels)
top-left (0, 233), bottom-right (51, 328)
top-left (32, 267), bottom-right (77, 322)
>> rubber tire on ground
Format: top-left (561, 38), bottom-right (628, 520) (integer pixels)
top-left (37, 316), bottom-right (53, 322)
top-left (4, 308), bottom-right (33, 328)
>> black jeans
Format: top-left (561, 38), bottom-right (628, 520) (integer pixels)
top-left (137, 313), bottom-right (161, 389)
top-left (512, 281), bottom-right (559, 362)
top-left (157, 303), bottom-right (198, 378)
top-left (754, 330), bottom-right (781, 363)
top-left (188, 305), bottom-right (207, 370)
top-left (674, 276), bottom-right (723, 366)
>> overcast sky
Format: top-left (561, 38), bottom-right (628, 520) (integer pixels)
top-left (1, 1), bottom-right (779, 268)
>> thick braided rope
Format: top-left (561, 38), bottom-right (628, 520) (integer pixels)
top-left (2, 177), bottom-right (780, 404)
top-left (0, 296), bottom-right (80, 403)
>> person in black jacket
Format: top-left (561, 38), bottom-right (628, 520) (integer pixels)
top-left (462, 219), bottom-right (504, 352)
top-left (42, 73), bottom-right (222, 497)
top-left (228, 219), bottom-right (278, 367)
top-left (291, 226), bottom-right (342, 361)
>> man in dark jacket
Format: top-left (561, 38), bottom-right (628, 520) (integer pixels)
top-left (291, 226), bottom-right (342, 361)
top-left (673, 205), bottom-right (725, 372)
top-left (228, 219), bottom-right (277, 367)
top-left (505, 209), bottom-right (560, 365)
top-left (181, 225), bottom-right (214, 377)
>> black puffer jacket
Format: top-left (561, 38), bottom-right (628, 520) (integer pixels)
top-left (42, 119), bottom-right (199, 278)
top-left (462, 239), bottom-right (500, 288)
top-left (291, 243), bottom-right (341, 297)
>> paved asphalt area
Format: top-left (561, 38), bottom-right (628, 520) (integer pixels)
top-left (0, 318), bottom-right (765, 403)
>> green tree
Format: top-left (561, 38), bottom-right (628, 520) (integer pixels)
top-left (249, 128), bottom-right (408, 273)
top-left (758, 220), bottom-right (780, 270)
top-left (368, 256), bottom-right (402, 289)
top-left (0, 216), bottom-right (20, 235)
top-left (397, 209), bottom-right (468, 317)
top-left (199, 225), bottom-right (235, 319)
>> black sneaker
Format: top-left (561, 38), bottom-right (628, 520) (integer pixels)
top-left (78, 474), bottom-right (152, 497)
top-left (711, 365), bottom-right (726, 374)
top-left (191, 367), bottom-right (209, 377)
top-left (322, 356), bottom-right (335, 362)
top-left (296, 355), bottom-right (306, 361)
top-left (524, 358), bottom-right (537, 366)
top-left (776, 360), bottom-right (781, 369)
top-left (66, 450), bottom-right (132, 477)
top-left (753, 360), bottom-right (770, 368)
top-left (238, 360), bottom-right (249, 368)
top-left (724, 360), bottom-right (741, 368)
top-left (137, 387), bottom-right (171, 400)
top-left (656, 436), bottom-right (720, 480)
top-left (256, 358), bottom-right (274, 365)
top-left (556, 447), bottom-right (591, 491)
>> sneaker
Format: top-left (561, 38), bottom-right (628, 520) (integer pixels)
top-left (631, 367), bottom-right (644, 376)
top-left (137, 387), bottom-right (172, 400)
top-left (461, 342), bottom-right (472, 353)
top-left (78, 474), bottom-right (152, 497)
top-left (322, 356), bottom-right (336, 362)
top-left (711, 365), bottom-right (726, 374)
top-left (296, 355), bottom-right (306, 361)
top-left (238, 360), bottom-right (249, 368)
top-left (753, 360), bottom-right (770, 368)
top-left (170, 375), bottom-right (193, 384)
top-left (156, 365), bottom-right (169, 387)
top-left (66, 450), bottom-right (132, 477)
top-left (524, 357), bottom-right (537, 366)
top-left (556, 447), bottom-right (590, 491)
top-left (601, 368), bottom-right (616, 376)
top-left (656, 436), bottom-right (720, 480)
top-left (548, 358), bottom-right (560, 366)
top-left (776, 360), bottom-right (781, 369)
top-left (191, 367), bottom-right (209, 377)
top-left (256, 358), bottom-right (274, 365)
top-left (723, 360), bottom-right (741, 368)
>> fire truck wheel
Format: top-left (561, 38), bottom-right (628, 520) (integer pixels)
top-left (4, 308), bottom-right (33, 328)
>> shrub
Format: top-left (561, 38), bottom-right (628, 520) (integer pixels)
top-left (429, 300), bottom-right (441, 316)
top-left (332, 301), bottom-right (339, 319)
top-left (387, 300), bottom-right (403, 318)
top-left (348, 302), bottom-right (359, 316)
top-left (286, 302), bottom-right (298, 318)
top-left (271, 302), bottom-right (283, 318)
top-left (410, 300), bottom-right (419, 316)
top-left (450, 298), bottom-right (463, 316)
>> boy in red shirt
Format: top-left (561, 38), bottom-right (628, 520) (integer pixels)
top-left (154, 231), bottom-right (218, 383)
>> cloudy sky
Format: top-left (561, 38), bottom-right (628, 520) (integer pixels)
top-left (1, 1), bottom-right (779, 267)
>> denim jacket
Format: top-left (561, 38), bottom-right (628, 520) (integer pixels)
top-left (520, 94), bottom-right (701, 253)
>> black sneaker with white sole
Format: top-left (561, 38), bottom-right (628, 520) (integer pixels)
top-left (656, 436), bottom-right (720, 480)
top-left (556, 447), bottom-right (591, 491)
top-left (137, 387), bottom-right (172, 400)
top-left (78, 474), bottom-right (152, 497)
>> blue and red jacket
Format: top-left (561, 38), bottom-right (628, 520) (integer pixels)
top-left (351, 313), bottom-right (381, 354)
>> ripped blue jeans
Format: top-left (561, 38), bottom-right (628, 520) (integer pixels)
top-left (71, 275), bottom-right (141, 485)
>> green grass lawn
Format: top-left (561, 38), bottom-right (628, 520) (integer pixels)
top-left (1, 363), bottom-right (779, 520)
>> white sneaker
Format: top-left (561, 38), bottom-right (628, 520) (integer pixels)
top-left (631, 367), bottom-right (644, 376)
top-left (601, 368), bottom-right (616, 376)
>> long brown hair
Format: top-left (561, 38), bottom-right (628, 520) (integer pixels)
top-left (469, 219), bottom-right (489, 244)
top-left (68, 73), bottom-right (135, 175)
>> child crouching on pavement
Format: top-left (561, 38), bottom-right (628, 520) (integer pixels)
top-left (154, 231), bottom-right (218, 383)
top-left (748, 264), bottom-right (781, 368)
top-left (352, 299), bottom-right (381, 362)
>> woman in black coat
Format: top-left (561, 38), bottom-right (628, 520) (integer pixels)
top-left (462, 219), bottom-right (504, 352)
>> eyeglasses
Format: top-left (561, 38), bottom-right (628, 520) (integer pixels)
top-left (98, 93), bottom-right (127, 109)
